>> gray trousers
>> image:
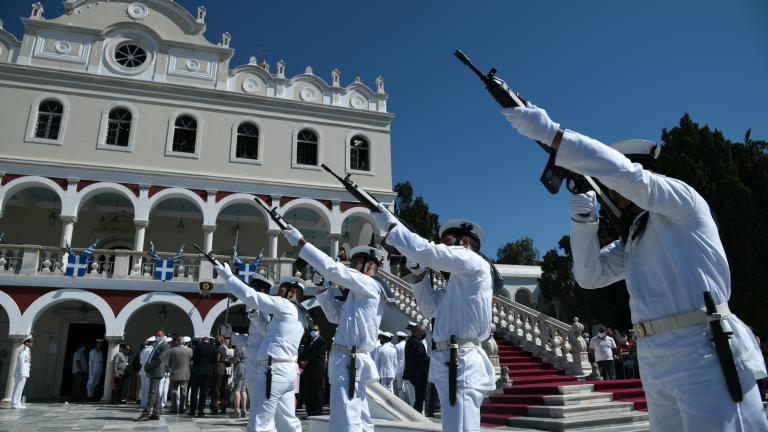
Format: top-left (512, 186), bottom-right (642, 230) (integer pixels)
top-left (169, 380), bottom-right (189, 412)
top-left (142, 377), bottom-right (162, 416)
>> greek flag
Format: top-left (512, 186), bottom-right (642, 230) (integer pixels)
top-left (238, 262), bottom-right (258, 283)
top-left (65, 254), bottom-right (89, 277)
top-left (232, 229), bottom-right (243, 266)
top-left (154, 259), bottom-right (176, 281)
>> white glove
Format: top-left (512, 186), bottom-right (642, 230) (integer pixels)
top-left (216, 261), bottom-right (234, 280)
top-left (282, 224), bottom-right (303, 246)
top-left (406, 260), bottom-right (427, 276)
top-left (372, 203), bottom-right (399, 232)
top-left (501, 102), bottom-right (560, 146)
top-left (569, 191), bottom-right (597, 223)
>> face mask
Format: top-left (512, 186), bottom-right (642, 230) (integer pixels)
top-left (311, 331), bottom-right (319, 338)
top-left (599, 332), bottom-right (606, 338)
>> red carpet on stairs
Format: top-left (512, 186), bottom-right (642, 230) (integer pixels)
top-left (480, 337), bottom-right (648, 427)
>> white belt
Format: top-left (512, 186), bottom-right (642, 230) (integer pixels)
top-left (331, 343), bottom-right (368, 355)
top-left (255, 358), bottom-right (294, 366)
top-left (633, 302), bottom-right (731, 338)
top-left (434, 339), bottom-right (481, 351)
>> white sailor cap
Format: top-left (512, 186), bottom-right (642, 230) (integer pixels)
top-left (610, 139), bottom-right (660, 169)
top-left (22, 335), bottom-right (34, 343)
top-left (381, 332), bottom-right (393, 339)
top-left (248, 273), bottom-right (274, 292)
top-left (145, 336), bottom-right (156, 343)
top-left (439, 219), bottom-right (484, 244)
top-left (349, 245), bottom-right (385, 266)
top-left (182, 336), bottom-right (191, 344)
top-left (164, 337), bottom-right (173, 343)
top-left (406, 321), bottom-right (418, 330)
top-left (378, 329), bottom-right (384, 336)
top-left (270, 276), bottom-right (305, 295)
top-left (396, 331), bottom-right (408, 338)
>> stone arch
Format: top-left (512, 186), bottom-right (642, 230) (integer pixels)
top-left (200, 297), bottom-right (245, 336)
top-left (514, 288), bottom-right (533, 307)
top-left (114, 292), bottom-right (204, 337)
top-left (74, 182), bottom-right (138, 217)
top-left (291, 74), bottom-right (331, 92)
top-left (19, 289), bottom-right (118, 336)
top-left (147, 187), bottom-right (207, 222)
top-left (279, 198), bottom-right (332, 230)
top-left (339, 207), bottom-right (377, 235)
top-left (214, 193), bottom-right (269, 224)
top-left (0, 176), bottom-right (65, 216)
top-left (0, 290), bottom-right (23, 335)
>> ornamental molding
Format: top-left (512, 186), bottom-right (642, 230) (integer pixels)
top-left (33, 35), bottom-right (91, 64)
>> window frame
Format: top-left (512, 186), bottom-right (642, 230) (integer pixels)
top-left (229, 118), bottom-right (265, 165)
top-left (345, 131), bottom-right (375, 176)
top-left (96, 102), bottom-right (138, 152)
top-left (291, 124), bottom-right (323, 171)
top-left (165, 110), bottom-right (203, 159)
top-left (24, 94), bottom-right (70, 146)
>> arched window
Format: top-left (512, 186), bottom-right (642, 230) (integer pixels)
top-left (172, 115), bottom-right (197, 153)
top-left (235, 122), bottom-right (259, 160)
top-left (296, 129), bottom-right (318, 166)
top-left (34, 100), bottom-right (63, 140)
top-left (350, 134), bottom-right (370, 171)
top-left (105, 108), bottom-right (132, 147)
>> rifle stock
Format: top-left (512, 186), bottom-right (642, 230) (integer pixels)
top-left (254, 198), bottom-right (289, 230)
top-left (193, 243), bottom-right (222, 267)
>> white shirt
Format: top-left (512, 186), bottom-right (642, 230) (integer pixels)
top-left (223, 275), bottom-right (304, 382)
top-left (139, 345), bottom-right (152, 377)
top-left (374, 342), bottom-right (398, 379)
top-left (386, 225), bottom-right (496, 392)
top-left (72, 347), bottom-right (87, 374)
top-left (394, 340), bottom-right (406, 377)
top-left (15, 345), bottom-right (31, 377)
top-left (589, 335), bottom-right (617, 362)
top-left (88, 348), bottom-right (103, 372)
top-left (301, 243), bottom-right (385, 384)
top-left (559, 129), bottom-right (766, 379)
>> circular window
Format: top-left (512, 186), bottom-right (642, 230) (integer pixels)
top-left (114, 43), bottom-right (147, 69)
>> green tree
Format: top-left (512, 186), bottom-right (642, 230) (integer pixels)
top-left (393, 181), bottom-right (439, 241)
top-left (496, 237), bottom-right (539, 265)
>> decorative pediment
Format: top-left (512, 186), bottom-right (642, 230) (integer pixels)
top-left (63, 0), bottom-right (205, 35)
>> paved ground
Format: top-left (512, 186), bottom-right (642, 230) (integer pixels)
top-left (0, 402), bottom-right (313, 431)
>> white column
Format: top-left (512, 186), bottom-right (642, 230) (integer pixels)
top-left (202, 224), bottom-right (216, 253)
top-left (2, 337), bottom-right (23, 402)
top-left (268, 229), bottom-right (280, 259)
top-left (328, 233), bottom-right (341, 260)
top-left (59, 215), bottom-right (76, 248)
top-left (100, 337), bottom-right (122, 402)
top-left (133, 220), bottom-right (148, 252)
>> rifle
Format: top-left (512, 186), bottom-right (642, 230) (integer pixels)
top-left (703, 292), bottom-right (742, 402)
top-left (254, 198), bottom-right (289, 230)
top-left (454, 50), bottom-right (629, 242)
top-left (193, 244), bottom-right (222, 267)
top-left (446, 335), bottom-right (458, 406)
top-left (347, 345), bottom-right (357, 399)
top-left (265, 355), bottom-right (273, 399)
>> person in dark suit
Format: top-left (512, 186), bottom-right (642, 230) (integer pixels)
top-left (403, 325), bottom-right (429, 413)
top-left (167, 337), bottom-right (193, 414)
top-left (188, 336), bottom-right (218, 417)
top-left (135, 329), bottom-right (171, 421)
top-left (299, 324), bottom-right (328, 416)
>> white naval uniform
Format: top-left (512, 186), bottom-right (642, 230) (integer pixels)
top-left (558, 129), bottom-right (768, 431)
top-left (374, 342), bottom-right (398, 392)
top-left (138, 345), bottom-right (152, 407)
top-left (86, 347), bottom-right (103, 398)
top-left (301, 243), bottom-right (385, 432)
top-left (11, 345), bottom-right (31, 407)
top-left (223, 275), bottom-right (303, 432)
top-left (386, 225), bottom-right (496, 432)
top-left (394, 340), bottom-right (406, 398)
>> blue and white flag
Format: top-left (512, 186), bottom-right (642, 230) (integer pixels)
top-left (238, 262), bottom-right (258, 283)
top-left (232, 228), bottom-right (243, 266)
top-left (65, 254), bottom-right (89, 277)
top-left (154, 259), bottom-right (176, 281)
top-left (81, 239), bottom-right (99, 261)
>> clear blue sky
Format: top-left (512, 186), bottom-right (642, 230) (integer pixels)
top-left (4, 0), bottom-right (767, 259)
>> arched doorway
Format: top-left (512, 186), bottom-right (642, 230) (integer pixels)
top-left (209, 304), bottom-right (250, 336)
top-left (515, 289), bottom-right (533, 308)
top-left (0, 186), bottom-right (62, 247)
top-left (213, 201), bottom-right (267, 258)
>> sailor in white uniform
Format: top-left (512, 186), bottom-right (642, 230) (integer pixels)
top-left (282, 224), bottom-right (393, 432)
top-left (11, 336), bottom-right (33, 409)
top-left (373, 332), bottom-right (398, 393)
top-left (372, 211), bottom-right (496, 432)
top-left (138, 337), bottom-right (154, 408)
top-left (394, 331), bottom-right (407, 399)
top-left (216, 263), bottom-right (305, 432)
top-left (86, 339), bottom-right (104, 400)
top-left (503, 103), bottom-right (768, 431)
top-left (231, 275), bottom-right (273, 430)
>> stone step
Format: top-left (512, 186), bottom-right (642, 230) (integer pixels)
top-left (503, 383), bottom-right (595, 396)
top-left (505, 362), bottom-right (552, 370)
top-left (540, 391), bottom-right (615, 406)
top-left (506, 410), bottom-right (649, 432)
top-left (510, 375), bottom-right (578, 385)
top-left (569, 422), bottom-right (650, 432)
top-left (526, 401), bottom-right (635, 418)
top-left (507, 369), bottom-right (566, 377)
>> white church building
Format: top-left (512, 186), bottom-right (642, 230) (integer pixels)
top-left (0, 0), bottom-right (541, 402)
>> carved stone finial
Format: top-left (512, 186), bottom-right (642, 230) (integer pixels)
top-left (197, 6), bottom-right (206, 23)
top-left (249, 56), bottom-right (257, 64)
top-left (305, 65), bottom-right (313, 75)
top-left (354, 76), bottom-right (361, 83)
top-left (31, 2), bottom-right (44, 19)
top-left (277, 60), bottom-right (285, 77)
top-left (331, 68), bottom-right (340, 87)
top-left (376, 75), bottom-right (385, 93)
top-left (222, 32), bottom-right (231, 48)
top-left (260, 62), bottom-right (270, 73)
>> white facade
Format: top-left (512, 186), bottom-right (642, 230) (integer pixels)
top-left (496, 264), bottom-right (542, 308)
top-left (0, 1), bottom-right (395, 402)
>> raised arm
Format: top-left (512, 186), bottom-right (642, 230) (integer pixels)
top-left (410, 272), bottom-right (442, 319)
top-left (217, 263), bottom-right (295, 317)
top-left (570, 221), bottom-right (626, 288)
top-left (300, 243), bottom-right (380, 298)
top-left (315, 289), bottom-right (343, 324)
top-left (386, 224), bottom-right (486, 275)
